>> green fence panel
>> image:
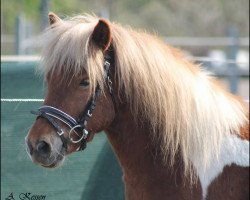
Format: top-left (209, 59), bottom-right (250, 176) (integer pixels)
top-left (1, 62), bottom-right (124, 200)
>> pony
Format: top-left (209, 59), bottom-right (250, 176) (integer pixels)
top-left (25, 12), bottom-right (249, 200)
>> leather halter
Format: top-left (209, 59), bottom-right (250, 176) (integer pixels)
top-left (31, 53), bottom-right (114, 151)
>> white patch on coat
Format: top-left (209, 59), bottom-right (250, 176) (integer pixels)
top-left (190, 134), bottom-right (249, 199)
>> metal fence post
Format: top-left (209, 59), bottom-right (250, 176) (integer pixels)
top-left (40, 0), bottom-right (50, 30)
top-left (227, 27), bottom-right (239, 94)
top-left (25, 23), bottom-right (33, 54)
top-left (15, 14), bottom-right (25, 55)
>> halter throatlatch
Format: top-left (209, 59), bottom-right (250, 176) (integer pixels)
top-left (31, 53), bottom-right (113, 151)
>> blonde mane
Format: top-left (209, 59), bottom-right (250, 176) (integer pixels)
top-left (40, 15), bottom-right (248, 180)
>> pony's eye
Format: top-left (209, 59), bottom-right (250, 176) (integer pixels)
top-left (80, 79), bottom-right (90, 88)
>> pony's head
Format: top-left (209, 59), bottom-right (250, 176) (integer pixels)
top-left (25, 13), bottom-right (115, 168)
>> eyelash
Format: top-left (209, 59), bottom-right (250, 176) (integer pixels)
top-left (80, 79), bottom-right (90, 88)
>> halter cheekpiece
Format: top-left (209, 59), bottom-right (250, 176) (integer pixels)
top-left (31, 53), bottom-right (114, 151)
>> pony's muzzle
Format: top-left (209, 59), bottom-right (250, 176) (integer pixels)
top-left (25, 133), bottom-right (65, 168)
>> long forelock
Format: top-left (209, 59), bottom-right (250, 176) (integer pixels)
top-left (39, 14), bottom-right (106, 91)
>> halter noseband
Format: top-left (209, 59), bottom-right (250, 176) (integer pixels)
top-left (31, 53), bottom-right (114, 151)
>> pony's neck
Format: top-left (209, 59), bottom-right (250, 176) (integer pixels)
top-left (105, 105), bottom-right (202, 200)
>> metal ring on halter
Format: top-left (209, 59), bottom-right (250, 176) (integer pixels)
top-left (69, 125), bottom-right (88, 143)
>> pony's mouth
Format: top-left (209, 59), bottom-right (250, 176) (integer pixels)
top-left (38, 154), bottom-right (65, 168)
top-left (40, 156), bottom-right (65, 168)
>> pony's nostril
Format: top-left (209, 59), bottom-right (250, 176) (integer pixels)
top-left (37, 141), bottom-right (51, 156)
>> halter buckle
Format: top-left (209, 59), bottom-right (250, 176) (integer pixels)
top-left (104, 61), bottom-right (110, 69)
top-left (57, 129), bottom-right (64, 136)
top-left (107, 76), bottom-right (113, 94)
top-left (87, 110), bottom-right (92, 117)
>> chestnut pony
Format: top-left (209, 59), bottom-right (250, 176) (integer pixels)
top-left (26, 13), bottom-right (249, 200)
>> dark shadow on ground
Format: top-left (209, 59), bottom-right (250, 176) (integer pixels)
top-left (81, 142), bottom-right (125, 200)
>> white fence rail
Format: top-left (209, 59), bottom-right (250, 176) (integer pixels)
top-left (164, 37), bottom-right (249, 46)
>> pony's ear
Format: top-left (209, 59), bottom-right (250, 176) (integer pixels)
top-left (48, 12), bottom-right (62, 25)
top-left (91, 19), bottom-right (112, 51)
